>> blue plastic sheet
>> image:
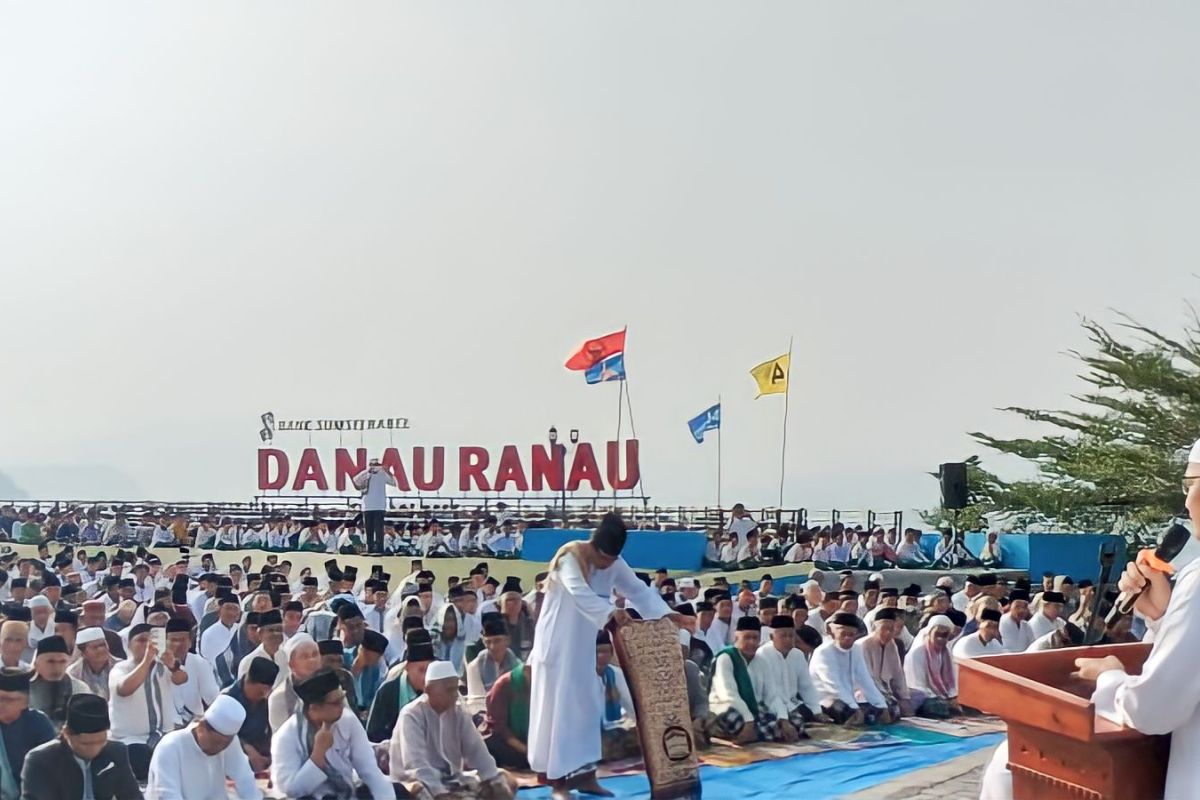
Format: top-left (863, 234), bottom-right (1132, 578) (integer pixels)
top-left (516, 732), bottom-right (1003, 800)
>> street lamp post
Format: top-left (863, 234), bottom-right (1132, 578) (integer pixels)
top-left (548, 426), bottom-right (562, 516)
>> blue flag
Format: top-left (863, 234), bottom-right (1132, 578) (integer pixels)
top-left (687, 403), bottom-right (721, 443)
top-left (585, 353), bottom-right (625, 384)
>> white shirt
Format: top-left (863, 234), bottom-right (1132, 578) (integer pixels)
top-left (755, 643), bottom-right (822, 717)
top-left (896, 541), bottom-right (929, 564)
top-left (271, 707), bottom-right (394, 800)
top-left (998, 615), bottom-right (1035, 653)
top-left (236, 643), bottom-right (290, 689)
top-left (725, 517), bottom-right (758, 549)
top-left (353, 468), bottom-right (397, 512)
top-left (708, 649), bottom-right (768, 721)
top-left (109, 658), bottom-right (180, 744)
top-left (147, 724), bottom-right (262, 800)
top-left (1028, 612), bottom-right (1065, 640)
top-left (951, 589), bottom-right (976, 613)
top-left (952, 633), bottom-right (1004, 660)
top-left (173, 653), bottom-right (221, 724)
top-left (809, 640), bottom-right (887, 710)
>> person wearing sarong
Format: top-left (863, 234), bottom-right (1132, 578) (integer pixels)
top-left (858, 609), bottom-right (912, 718)
top-left (810, 612), bottom-right (893, 725)
top-left (365, 628), bottom-right (434, 743)
top-left (903, 614), bottom-right (961, 719)
top-left (594, 630), bottom-right (639, 762)
top-left (28, 636), bottom-right (90, 732)
top-left (465, 617), bottom-right (520, 718)
top-left (483, 662), bottom-right (532, 769)
top-left (270, 667), bottom-right (395, 800)
top-left (392, 660), bottom-right (515, 800)
top-left (754, 615), bottom-right (827, 728)
top-left (708, 617), bottom-right (800, 744)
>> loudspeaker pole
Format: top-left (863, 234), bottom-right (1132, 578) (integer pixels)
top-left (778, 336), bottom-right (793, 508)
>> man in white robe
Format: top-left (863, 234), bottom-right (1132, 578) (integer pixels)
top-left (270, 666), bottom-right (394, 800)
top-left (997, 590), bottom-right (1035, 653)
top-left (809, 612), bottom-right (892, 725)
top-left (903, 615), bottom-right (961, 719)
top-left (199, 595), bottom-right (242, 687)
top-left (1059, 447), bottom-right (1200, 800)
top-left (527, 514), bottom-right (686, 799)
top-left (708, 617), bottom-right (799, 744)
top-left (236, 609), bottom-right (289, 690)
top-left (754, 615), bottom-right (826, 725)
top-left (1028, 591), bottom-right (1067, 640)
top-left (146, 693), bottom-right (261, 800)
top-left (951, 576), bottom-right (981, 613)
top-left (392, 660), bottom-right (515, 799)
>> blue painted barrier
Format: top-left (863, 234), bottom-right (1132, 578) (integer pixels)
top-left (521, 529), bottom-right (708, 571)
top-left (917, 531), bottom-right (1125, 582)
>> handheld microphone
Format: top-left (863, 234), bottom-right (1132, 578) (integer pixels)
top-left (1108, 524), bottom-right (1190, 622)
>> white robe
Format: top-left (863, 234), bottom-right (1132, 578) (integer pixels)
top-left (952, 633), bottom-right (1004, 660)
top-left (173, 653), bottom-right (221, 724)
top-left (237, 643), bottom-right (290, 689)
top-left (527, 550), bottom-right (671, 780)
top-left (1091, 556), bottom-right (1200, 799)
top-left (708, 649), bottom-right (769, 721)
top-left (1028, 611), bottom-right (1065, 640)
top-left (147, 724), bottom-right (262, 800)
top-left (903, 639), bottom-right (957, 699)
top-left (998, 615), bottom-right (1034, 653)
top-left (109, 659), bottom-right (180, 744)
top-left (809, 640), bottom-right (887, 710)
top-left (391, 695), bottom-right (501, 795)
top-left (754, 643), bottom-right (822, 717)
top-left (271, 707), bottom-right (394, 800)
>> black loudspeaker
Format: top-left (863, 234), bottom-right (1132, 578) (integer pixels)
top-left (939, 462), bottom-right (969, 509)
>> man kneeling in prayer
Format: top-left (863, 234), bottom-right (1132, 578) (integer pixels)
top-left (708, 617), bottom-right (802, 743)
top-left (393, 659), bottom-right (516, 800)
top-left (858, 608), bottom-right (913, 718)
top-left (755, 615), bottom-right (829, 729)
top-left (809, 612), bottom-right (894, 725)
top-left (595, 629), bottom-right (639, 761)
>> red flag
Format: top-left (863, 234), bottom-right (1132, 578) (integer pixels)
top-left (565, 329), bottom-right (626, 371)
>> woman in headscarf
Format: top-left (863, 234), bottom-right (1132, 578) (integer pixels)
top-left (432, 603), bottom-right (466, 674)
top-left (903, 615), bottom-right (961, 719)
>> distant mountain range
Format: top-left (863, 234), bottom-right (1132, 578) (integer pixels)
top-left (0, 472), bottom-right (27, 500)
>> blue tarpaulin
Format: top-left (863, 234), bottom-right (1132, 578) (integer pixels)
top-left (516, 732), bottom-right (1003, 800)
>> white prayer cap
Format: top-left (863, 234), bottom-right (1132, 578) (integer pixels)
top-left (927, 614), bottom-right (954, 631)
top-left (27, 596), bottom-right (51, 610)
top-left (869, 573), bottom-right (885, 584)
top-left (678, 578), bottom-right (698, 589)
top-left (203, 695), bottom-right (247, 737)
top-left (75, 627), bottom-right (106, 647)
top-left (936, 576), bottom-right (956, 589)
top-left (283, 633), bottom-right (315, 658)
top-left (1190, 438), bottom-right (1200, 463)
top-left (677, 628), bottom-right (691, 647)
top-left (425, 660), bottom-right (458, 684)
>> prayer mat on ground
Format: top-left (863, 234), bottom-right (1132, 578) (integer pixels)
top-left (610, 618), bottom-right (701, 800)
top-left (515, 732), bottom-right (1004, 799)
top-left (891, 714), bottom-right (1005, 738)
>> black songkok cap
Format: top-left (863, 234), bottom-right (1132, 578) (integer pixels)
top-left (829, 612), bottom-right (860, 628)
top-left (736, 617), bottom-right (761, 632)
top-left (166, 618), bottom-right (192, 634)
top-left (770, 615), bottom-right (794, 629)
top-left (363, 630), bottom-right (388, 655)
top-left (980, 608), bottom-right (1002, 623)
top-left (66, 693), bottom-right (109, 733)
top-left (36, 635), bottom-right (69, 656)
top-left (294, 667), bottom-right (342, 705)
top-left (0, 668), bottom-right (32, 692)
top-left (54, 610), bottom-right (79, 627)
top-left (258, 609), bottom-right (283, 627)
top-left (247, 656), bottom-right (280, 686)
top-left (317, 640), bottom-right (343, 656)
top-left (405, 628), bottom-right (435, 663)
top-left (759, 597), bottom-right (779, 610)
top-left (336, 603), bottom-right (364, 621)
top-left (874, 608), bottom-right (899, 621)
top-left (481, 617), bottom-right (507, 637)
top-left (590, 512), bottom-right (628, 557)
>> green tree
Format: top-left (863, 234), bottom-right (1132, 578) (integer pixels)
top-left (961, 313), bottom-right (1200, 532)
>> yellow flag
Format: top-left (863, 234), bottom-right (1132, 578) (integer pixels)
top-left (750, 353), bottom-right (790, 397)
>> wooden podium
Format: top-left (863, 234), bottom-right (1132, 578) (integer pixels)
top-left (958, 642), bottom-right (1169, 800)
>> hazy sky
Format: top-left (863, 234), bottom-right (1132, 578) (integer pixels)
top-left (3, 3), bottom-right (1199, 515)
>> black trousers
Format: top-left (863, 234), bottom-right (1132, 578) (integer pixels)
top-left (364, 510), bottom-right (385, 553)
top-left (126, 743), bottom-right (152, 781)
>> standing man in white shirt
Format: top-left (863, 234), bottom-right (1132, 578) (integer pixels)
top-left (352, 459), bottom-right (396, 554)
top-left (725, 504), bottom-right (758, 551)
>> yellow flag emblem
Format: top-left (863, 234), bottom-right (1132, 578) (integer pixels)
top-left (750, 353), bottom-right (790, 398)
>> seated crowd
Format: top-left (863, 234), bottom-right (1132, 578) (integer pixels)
top-left (706, 504), bottom-right (1004, 572)
top-left (0, 515), bottom-right (1129, 799)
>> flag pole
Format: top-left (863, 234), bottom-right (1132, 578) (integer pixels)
top-left (614, 378), bottom-right (624, 507)
top-left (717, 394), bottom-right (723, 511)
top-left (779, 337), bottom-right (793, 507)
